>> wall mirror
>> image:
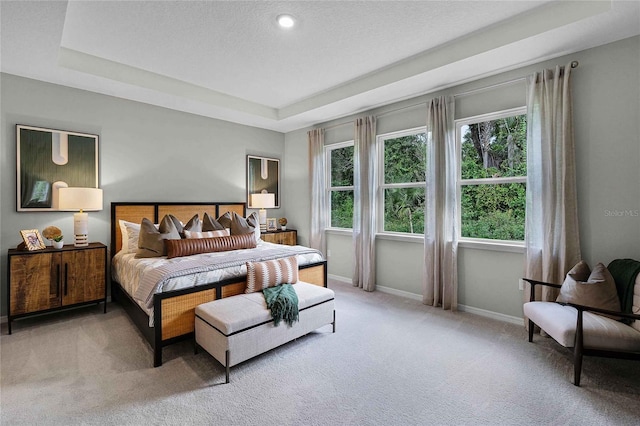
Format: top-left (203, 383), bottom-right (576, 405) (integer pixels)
top-left (246, 155), bottom-right (280, 208)
top-left (16, 124), bottom-right (99, 211)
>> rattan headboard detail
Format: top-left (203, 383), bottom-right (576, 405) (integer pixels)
top-left (111, 202), bottom-right (246, 258)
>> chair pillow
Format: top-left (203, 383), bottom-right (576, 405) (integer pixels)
top-left (245, 256), bottom-right (298, 294)
top-left (136, 216), bottom-right (181, 258)
top-left (557, 262), bottom-right (621, 318)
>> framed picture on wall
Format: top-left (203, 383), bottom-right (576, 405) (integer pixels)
top-left (246, 155), bottom-right (280, 208)
top-left (16, 124), bottom-right (99, 212)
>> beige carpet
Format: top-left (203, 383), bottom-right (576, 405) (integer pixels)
top-left (1, 280), bottom-right (639, 425)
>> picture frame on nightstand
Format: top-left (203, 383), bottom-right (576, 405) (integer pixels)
top-left (20, 229), bottom-right (46, 251)
top-left (266, 218), bottom-right (277, 231)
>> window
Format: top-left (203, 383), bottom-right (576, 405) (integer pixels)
top-left (326, 141), bottom-right (354, 229)
top-left (457, 108), bottom-right (527, 243)
top-left (377, 128), bottom-right (426, 234)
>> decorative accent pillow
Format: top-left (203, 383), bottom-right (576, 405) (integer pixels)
top-left (166, 234), bottom-right (256, 259)
top-left (119, 220), bottom-right (141, 254)
top-left (245, 256), bottom-right (299, 294)
top-left (202, 212), bottom-right (225, 232)
top-left (181, 214), bottom-right (202, 236)
top-left (184, 229), bottom-right (229, 238)
top-left (135, 216), bottom-right (181, 258)
top-left (217, 211), bottom-right (260, 241)
top-left (557, 262), bottom-right (621, 318)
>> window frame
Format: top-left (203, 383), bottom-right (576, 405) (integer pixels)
top-left (325, 140), bottom-right (355, 231)
top-left (455, 106), bottom-right (527, 250)
top-left (376, 126), bottom-right (427, 238)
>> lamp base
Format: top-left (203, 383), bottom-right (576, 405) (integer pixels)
top-left (74, 211), bottom-right (89, 247)
top-left (259, 208), bottom-right (267, 232)
top-left (74, 235), bottom-right (89, 247)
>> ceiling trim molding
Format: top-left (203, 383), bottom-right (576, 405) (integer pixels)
top-left (58, 47), bottom-right (279, 120)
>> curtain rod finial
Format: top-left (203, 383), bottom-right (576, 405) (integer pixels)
top-left (571, 60), bottom-right (579, 68)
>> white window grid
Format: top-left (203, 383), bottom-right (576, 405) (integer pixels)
top-left (325, 140), bottom-right (354, 230)
top-left (455, 106), bottom-right (527, 246)
top-left (376, 126), bottom-right (427, 235)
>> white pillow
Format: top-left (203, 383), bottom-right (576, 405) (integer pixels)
top-left (119, 220), bottom-right (139, 253)
top-left (119, 219), bottom-right (159, 253)
top-left (184, 229), bottom-right (230, 239)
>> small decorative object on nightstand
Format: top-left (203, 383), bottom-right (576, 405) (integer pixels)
top-left (6, 242), bottom-right (108, 334)
top-left (19, 229), bottom-right (46, 251)
top-left (42, 225), bottom-right (64, 249)
top-left (266, 217), bottom-right (278, 231)
top-left (279, 217), bottom-right (287, 230)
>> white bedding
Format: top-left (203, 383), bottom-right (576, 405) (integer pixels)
top-left (111, 241), bottom-right (324, 325)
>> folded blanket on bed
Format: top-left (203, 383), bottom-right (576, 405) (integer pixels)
top-left (263, 284), bottom-right (299, 327)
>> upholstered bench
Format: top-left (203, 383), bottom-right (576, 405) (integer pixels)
top-left (195, 281), bottom-right (335, 383)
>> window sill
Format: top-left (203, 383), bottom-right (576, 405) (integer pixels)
top-left (325, 228), bottom-right (352, 236)
top-left (324, 230), bottom-right (525, 253)
top-left (458, 239), bottom-right (525, 253)
top-left (375, 233), bottom-right (424, 244)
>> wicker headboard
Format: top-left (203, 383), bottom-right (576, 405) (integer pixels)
top-left (110, 201), bottom-right (246, 258)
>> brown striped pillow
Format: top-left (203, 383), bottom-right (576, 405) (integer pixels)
top-left (245, 256), bottom-right (299, 294)
top-left (184, 229), bottom-right (229, 238)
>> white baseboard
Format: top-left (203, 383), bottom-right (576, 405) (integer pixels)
top-left (327, 273), bottom-right (523, 324)
top-left (457, 304), bottom-right (523, 325)
top-left (375, 285), bottom-right (423, 301)
top-left (327, 274), bottom-right (351, 284)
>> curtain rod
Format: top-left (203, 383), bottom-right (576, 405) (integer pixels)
top-left (320, 60), bottom-right (579, 130)
top-left (454, 60), bottom-right (579, 99)
top-left (322, 101), bottom-right (428, 131)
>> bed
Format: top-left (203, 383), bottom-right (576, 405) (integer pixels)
top-left (110, 201), bottom-right (327, 367)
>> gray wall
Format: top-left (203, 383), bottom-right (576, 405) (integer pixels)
top-left (2, 36), bottom-right (638, 321)
top-left (283, 36), bottom-right (640, 321)
top-left (0, 74), bottom-right (285, 315)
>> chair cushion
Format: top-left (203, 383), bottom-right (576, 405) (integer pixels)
top-left (524, 301), bottom-right (640, 351)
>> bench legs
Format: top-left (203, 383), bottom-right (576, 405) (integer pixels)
top-left (225, 350), bottom-right (230, 384)
top-left (332, 310), bottom-right (336, 333)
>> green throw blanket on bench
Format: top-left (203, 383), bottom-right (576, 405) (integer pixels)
top-left (263, 283), bottom-right (299, 327)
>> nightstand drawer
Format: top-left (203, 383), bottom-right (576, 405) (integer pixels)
top-left (261, 229), bottom-right (297, 246)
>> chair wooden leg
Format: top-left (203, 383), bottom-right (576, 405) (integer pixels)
top-left (528, 319), bottom-right (534, 342)
top-left (573, 309), bottom-right (584, 386)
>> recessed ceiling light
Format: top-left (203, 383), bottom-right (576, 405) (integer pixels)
top-left (277, 14), bottom-right (296, 29)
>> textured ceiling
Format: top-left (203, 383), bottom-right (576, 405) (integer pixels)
top-left (2, 1), bottom-right (639, 132)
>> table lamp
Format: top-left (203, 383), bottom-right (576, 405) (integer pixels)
top-left (58, 187), bottom-right (103, 247)
top-left (251, 193), bottom-right (275, 232)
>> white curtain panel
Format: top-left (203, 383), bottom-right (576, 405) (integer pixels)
top-left (524, 63), bottom-right (581, 304)
top-left (353, 116), bottom-right (377, 291)
top-left (308, 128), bottom-right (327, 256)
top-left (423, 96), bottom-right (458, 309)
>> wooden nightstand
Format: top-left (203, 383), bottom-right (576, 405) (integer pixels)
top-left (261, 229), bottom-right (297, 246)
top-left (6, 242), bottom-right (107, 334)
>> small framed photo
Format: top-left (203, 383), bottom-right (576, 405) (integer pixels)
top-left (266, 218), bottom-right (278, 231)
top-left (20, 229), bottom-right (46, 251)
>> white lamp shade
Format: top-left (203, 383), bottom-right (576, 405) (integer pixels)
top-left (58, 187), bottom-right (103, 211)
top-left (251, 193), bottom-right (275, 209)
